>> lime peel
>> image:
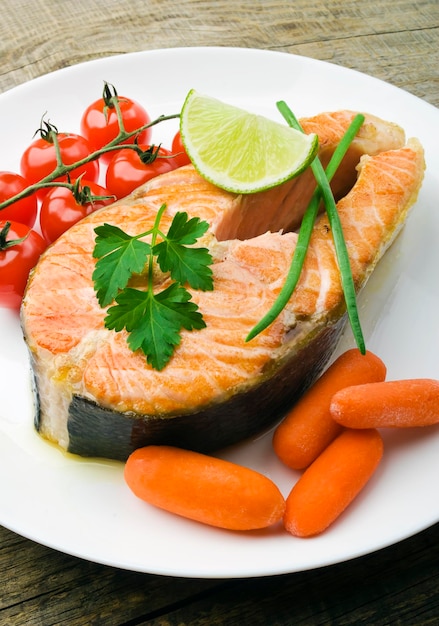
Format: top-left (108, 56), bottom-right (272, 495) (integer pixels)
top-left (180, 90), bottom-right (318, 194)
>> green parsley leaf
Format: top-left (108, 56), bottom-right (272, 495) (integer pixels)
top-left (105, 284), bottom-right (206, 371)
top-left (92, 206), bottom-right (214, 370)
top-left (164, 210), bottom-right (210, 244)
top-left (154, 212), bottom-right (213, 291)
top-left (92, 224), bottom-right (151, 307)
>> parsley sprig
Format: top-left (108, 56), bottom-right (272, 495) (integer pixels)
top-left (92, 204), bottom-right (214, 370)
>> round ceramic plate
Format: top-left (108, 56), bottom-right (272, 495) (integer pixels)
top-left (1, 47), bottom-right (438, 578)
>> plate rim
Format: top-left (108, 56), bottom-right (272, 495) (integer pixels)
top-left (1, 45), bottom-right (438, 578)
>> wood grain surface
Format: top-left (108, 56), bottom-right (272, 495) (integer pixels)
top-left (0, 0), bottom-right (438, 624)
top-left (1, 0), bottom-right (438, 106)
top-left (2, 522), bottom-right (439, 624)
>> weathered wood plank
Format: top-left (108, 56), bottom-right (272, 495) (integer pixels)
top-left (2, 523), bottom-right (439, 625)
top-left (0, 0), bottom-right (437, 105)
top-left (0, 526), bottom-right (220, 625)
top-left (144, 522), bottom-right (439, 625)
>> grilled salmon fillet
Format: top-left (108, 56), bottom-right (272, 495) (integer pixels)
top-left (21, 111), bottom-right (425, 460)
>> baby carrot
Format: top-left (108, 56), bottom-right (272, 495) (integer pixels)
top-left (272, 349), bottom-right (387, 470)
top-left (124, 445), bottom-right (286, 531)
top-left (284, 428), bottom-right (384, 537)
top-left (330, 378), bottom-right (439, 428)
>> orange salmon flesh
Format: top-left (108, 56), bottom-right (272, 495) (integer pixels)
top-left (21, 111), bottom-right (425, 460)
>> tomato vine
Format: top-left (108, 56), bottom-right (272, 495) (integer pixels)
top-left (0, 84), bottom-right (180, 212)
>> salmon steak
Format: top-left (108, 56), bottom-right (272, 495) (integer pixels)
top-left (21, 111), bottom-right (425, 461)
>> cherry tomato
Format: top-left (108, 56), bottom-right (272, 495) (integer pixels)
top-left (105, 145), bottom-right (176, 199)
top-left (171, 131), bottom-right (192, 168)
top-left (39, 180), bottom-right (115, 244)
top-left (0, 220), bottom-right (47, 309)
top-left (20, 132), bottom-right (99, 201)
top-left (80, 86), bottom-right (152, 164)
top-left (0, 171), bottom-right (38, 228)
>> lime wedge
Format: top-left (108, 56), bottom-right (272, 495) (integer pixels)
top-left (180, 90), bottom-right (318, 194)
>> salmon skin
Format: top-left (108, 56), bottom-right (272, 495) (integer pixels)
top-left (21, 111), bottom-right (425, 461)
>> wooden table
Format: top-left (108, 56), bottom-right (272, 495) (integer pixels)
top-left (1, 1), bottom-right (438, 624)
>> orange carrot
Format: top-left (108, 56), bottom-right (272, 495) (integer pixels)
top-left (330, 378), bottom-right (439, 428)
top-left (283, 428), bottom-right (383, 537)
top-left (272, 349), bottom-right (386, 470)
top-left (124, 445), bottom-right (286, 531)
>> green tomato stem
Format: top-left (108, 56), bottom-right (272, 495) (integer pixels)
top-left (0, 221), bottom-right (29, 249)
top-left (110, 93), bottom-right (127, 136)
top-left (50, 129), bottom-right (64, 170)
top-left (0, 113), bottom-right (180, 211)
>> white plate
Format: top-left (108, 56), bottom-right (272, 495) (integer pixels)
top-left (1, 47), bottom-right (438, 579)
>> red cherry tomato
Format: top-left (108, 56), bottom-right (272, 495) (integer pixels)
top-left (39, 180), bottom-right (115, 244)
top-left (0, 220), bottom-right (47, 309)
top-left (20, 132), bottom-right (99, 201)
top-left (0, 171), bottom-right (38, 228)
top-left (171, 131), bottom-right (192, 168)
top-left (80, 87), bottom-right (152, 164)
top-left (105, 145), bottom-right (176, 199)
